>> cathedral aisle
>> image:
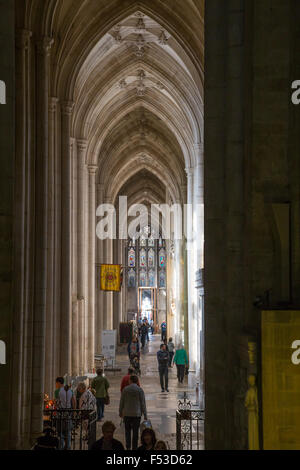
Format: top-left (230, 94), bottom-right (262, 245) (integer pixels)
top-left (97, 335), bottom-right (204, 450)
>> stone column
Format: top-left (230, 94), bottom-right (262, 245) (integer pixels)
top-left (104, 197), bottom-right (114, 330)
top-left (77, 140), bottom-right (88, 372)
top-left (60, 100), bottom-right (74, 376)
top-left (30, 36), bottom-right (53, 443)
top-left (186, 167), bottom-right (196, 370)
top-left (45, 96), bottom-right (59, 395)
top-left (193, 143), bottom-right (205, 375)
top-left (194, 143), bottom-right (205, 269)
top-left (87, 164), bottom-right (98, 372)
top-left (96, 183), bottom-right (104, 352)
top-left (71, 299), bottom-right (79, 375)
top-left (11, 28), bottom-right (32, 449)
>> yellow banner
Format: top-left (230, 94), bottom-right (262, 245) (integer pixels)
top-left (100, 264), bottom-right (121, 292)
top-left (261, 310), bottom-right (300, 449)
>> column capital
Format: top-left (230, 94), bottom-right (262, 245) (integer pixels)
top-left (16, 29), bottom-right (32, 50)
top-left (61, 100), bottom-right (74, 116)
top-left (77, 139), bottom-right (88, 152)
top-left (36, 36), bottom-right (54, 56)
top-left (87, 164), bottom-right (98, 175)
top-left (49, 97), bottom-right (59, 113)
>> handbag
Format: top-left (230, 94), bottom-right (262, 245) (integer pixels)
top-left (140, 419), bottom-right (152, 433)
top-left (104, 394), bottom-right (110, 405)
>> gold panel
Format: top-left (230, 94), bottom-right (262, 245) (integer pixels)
top-left (261, 310), bottom-right (300, 449)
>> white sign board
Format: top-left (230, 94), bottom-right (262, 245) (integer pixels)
top-left (101, 330), bottom-right (117, 361)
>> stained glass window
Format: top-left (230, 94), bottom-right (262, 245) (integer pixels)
top-left (140, 248), bottom-right (147, 267)
top-left (128, 247), bottom-right (135, 267)
top-left (159, 248), bottom-right (166, 268)
top-left (140, 236), bottom-right (147, 247)
top-left (148, 269), bottom-right (155, 287)
top-left (148, 248), bottom-right (155, 268)
top-left (139, 269), bottom-right (147, 287)
top-left (148, 235), bottom-right (155, 247)
top-left (159, 270), bottom-right (166, 288)
top-left (128, 269), bottom-right (136, 288)
top-left (127, 226), bottom-right (166, 290)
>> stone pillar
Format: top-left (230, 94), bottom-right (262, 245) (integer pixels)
top-left (96, 183), bottom-right (104, 352)
top-left (11, 28), bottom-right (32, 449)
top-left (77, 140), bottom-right (88, 372)
top-left (45, 96), bottom-right (59, 395)
top-left (193, 143), bottom-right (205, 375)
top-left (87, 164), bottom-right (98, 372)
top-left (194, 143), bottom-right (204, 269)
top-left (186, 167), bottom-right (196, 370)
top-left (104, 197), bottom-right (114, 330)
top-left (60, 100), bottom-right (74, 376)
top-left (30, 36), bottom-right (53, 443)
top-left (71, 299), bottom-right (79, 375)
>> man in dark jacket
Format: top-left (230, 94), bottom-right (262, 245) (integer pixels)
top-left (119, 375), bottom-right (147, 450)
top-left (157, 344), bottom-right (169, 392)
top-left (140, 322), bottom-right (148, 348)
top-left (90, 421), bottom-right (124, 451)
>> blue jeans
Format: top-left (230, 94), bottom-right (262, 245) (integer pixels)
top-left (96, 398), bottom-right (105, 420)
top-left (57, 418), bottom-right (72, 450)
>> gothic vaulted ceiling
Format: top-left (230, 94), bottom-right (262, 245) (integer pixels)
top-left (18, 0), bottom-right (204, 206)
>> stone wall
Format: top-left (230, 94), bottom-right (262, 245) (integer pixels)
top-left (0, 0), bottom-right (14, 450)
top-left (205, 0), bottom-right (300, 450)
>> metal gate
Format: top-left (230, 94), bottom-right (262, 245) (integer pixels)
top-left (43, 409), bottom-right (97, 450)
top-left (176, 393), bottom-right (205, 450)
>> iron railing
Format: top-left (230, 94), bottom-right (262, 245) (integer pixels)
top-left (43, 409), bottom-right (97, 450)
top-left (176, 393), bottom-right (205, 450)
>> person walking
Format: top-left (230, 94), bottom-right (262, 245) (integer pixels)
top-left (173, 344), bottom-right (189, 383)
top-left (167, 337), bottom-right (175, 367)
top-left (120, 367), bottom-right (141, 392)
top-left (145, 320), bottom-right (150, 343)
top-left (140, 322), bottom-right (148, 349)
top-left (119, 375), bottom-right (147, 451)
top-left (157, 344), bottom-right (169, 392)
top-left (161, 321), bottom-right (167, 342)
top-left (127, 336), bottom-right (140, 360)
top-left (91, 369), bottom-right (110, 422)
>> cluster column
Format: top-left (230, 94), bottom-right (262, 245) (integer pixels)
top-left (60, 101), bottom-right (74, 376)
top-left (31, 36), bottom-right (53, 442)
top-left (87, 164), bottom-right (98, 372)
top-left (77, 140), bottom-right (88, 373)
top-left (186, 167), bottom-right (197, 371)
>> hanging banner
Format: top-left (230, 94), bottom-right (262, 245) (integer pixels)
top-left (261, 310), bottom-right (300, 450)
top-left (100, 264), bottom-right (122, 292)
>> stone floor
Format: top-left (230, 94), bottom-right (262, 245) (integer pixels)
top-left (97, 334), bottom-right (204, 450)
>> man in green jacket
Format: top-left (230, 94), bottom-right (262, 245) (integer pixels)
top-left (173, 346), bottom-right (188, 383)
top-left (91, 369), bottom-right (110, 421)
